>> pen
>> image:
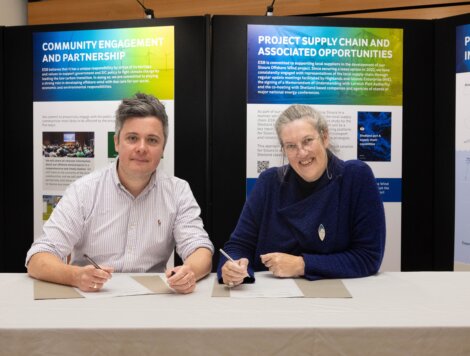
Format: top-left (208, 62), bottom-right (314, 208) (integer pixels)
top-left (83, 254), bottom-right (102, 270)
top-left (219, 248), bottom-right (236, 263)
top-left (164, 268), bottom-right (176, 277)
top-left (219, 249), bottom-right (250, 278)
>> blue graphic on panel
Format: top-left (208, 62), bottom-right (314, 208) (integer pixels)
top-left (247, 177), bottom-right (401, 202)
top-left (376, 178), bottom-right (401, 202)
top-left (456, 24), bottom-right (470, 73)
top-left (357, 111), bottom-right (391, 162)
top-left (247, 25), bottom-right (341, 105)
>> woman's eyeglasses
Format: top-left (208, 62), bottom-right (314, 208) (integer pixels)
top-left (282, 136), bottom-right (320, 155)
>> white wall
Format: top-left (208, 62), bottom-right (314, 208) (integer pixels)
top-left (0, 0), bottom-right (27, 26)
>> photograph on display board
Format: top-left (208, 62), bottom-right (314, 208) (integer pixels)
top-left (42, 195), bottom-right (62, 221)
top-left (357, 111), bottom-right (391, 162)
top-left (108, 131), bottom-right (118, 158)
top-left (42, 131), bottom-right (94, 158)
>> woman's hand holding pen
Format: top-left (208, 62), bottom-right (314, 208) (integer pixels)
top-left (74, 264), bottom-right (113, 292)
top-left (221, 258), bottom-right (249, 287)
top-left (165, 265), bottom-right (196, 294)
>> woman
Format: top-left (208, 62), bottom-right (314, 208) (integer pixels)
top-left (218, 104), bottom-right (385, 286)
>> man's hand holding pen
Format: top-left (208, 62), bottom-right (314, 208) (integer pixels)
top-left (77, 254), bottom-right (113, 292)
top-left (165, 265), bottom-right (196, 294)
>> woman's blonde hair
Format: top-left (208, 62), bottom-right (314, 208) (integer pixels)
top-left (275, 104), bottom-right (329, 146)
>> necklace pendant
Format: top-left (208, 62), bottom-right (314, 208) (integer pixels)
top-left (318, 224), bottom-right (326, 241)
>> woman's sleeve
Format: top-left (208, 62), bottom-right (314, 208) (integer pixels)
top-left (216, 172), bottom-right (270, 283)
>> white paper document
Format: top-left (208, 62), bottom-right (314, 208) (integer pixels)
top-left (229, 274), bottom-right (304, 298)
top-left (76, 275), bottom-right (155, 299)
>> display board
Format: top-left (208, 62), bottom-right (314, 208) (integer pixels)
top-left (211, 16), bottom-right (435, 271)
top-left (246, 24), bottom-right (403, 270)
top-left (32, 26), bottom-right (175, 239)
top-left (1, 17), bottom-right (209, 272)
top-left (455, 23), bottom-right (470, 270)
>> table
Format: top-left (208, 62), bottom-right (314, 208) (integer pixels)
top-left (1, 272), bottom-right (470, 355)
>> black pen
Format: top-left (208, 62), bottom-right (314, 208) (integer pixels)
top-left (164, 268), bottom-right (176, 277)
top-left (83, 254), bottom-right (102, 270)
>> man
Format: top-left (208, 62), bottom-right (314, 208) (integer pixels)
top-left (26, 93), bottom-right (214, 294)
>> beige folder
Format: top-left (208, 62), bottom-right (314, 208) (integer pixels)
top-left (34, 275), bottom-right (172, 300)
top-left (212, 277), bottom-right (352, 298)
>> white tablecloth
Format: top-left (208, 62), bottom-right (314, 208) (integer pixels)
top-left (1, 272), bottom-right (470, 355)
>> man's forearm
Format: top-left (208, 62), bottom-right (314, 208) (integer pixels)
top-left (27, 252), bottom-right (79, 286)
top-left (184, 247), bottom-right (213, 281)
